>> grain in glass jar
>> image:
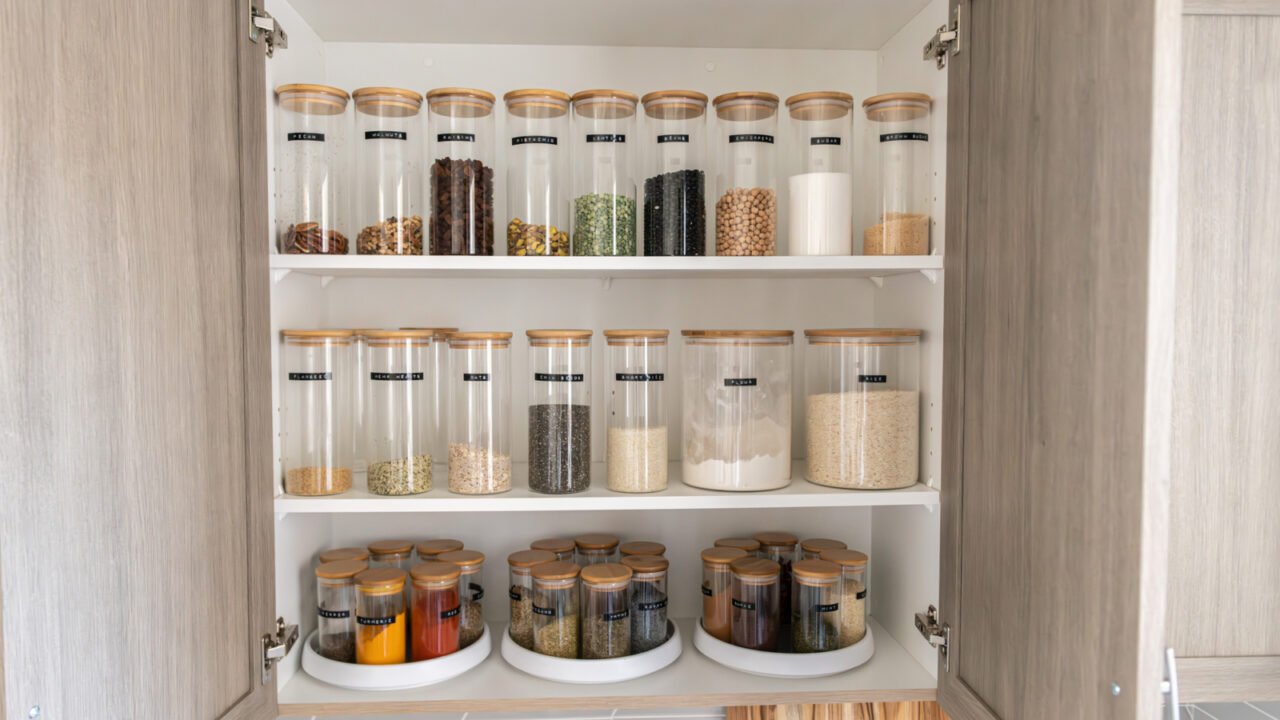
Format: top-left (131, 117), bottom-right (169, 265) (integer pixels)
top-left (575, 534), bottom-right (619, 567)
top-left (437, 550), bottom-right (486, 648)
top-left (641, 90), bottom-right (708, 256)
top-left (820, 549), bottom-right (868, 646)
top-left (681, 330), bottom-right (793, 491)
top-left (604, 329), bottom-right (669, 493)
top-left (527, 330), bottom-right (592, 494)
top-left (275, 84), bottom-right (349, 254)
top-left (791, 559), bottom-right (841, 652)
top-left (730, 556), bottom-right (780, 651)
top-left (862, 93), bottom-right (932, 255)
top-left (447, 332), bottom-right (513, 494)
top-left (622, 555), bottom-right (669, 653)
top-left (355, 567), bottom-right (407, 664)
top-left (315, 558), bottom-right (367, 662)
top-left (712, 92), bottom-right (779, 256)
top-left (530, 538), bottom-right (575, 562)
top-left (714, 537), bottom-right (761, 556)
top-left (427, 87), bottom-right (496, 255)
top-left (754, 532), bottom-right (798, 633)
top-left (399, 326), bottom-right (459, 465)
top-left (571, 90), bottom-right (639, 256)
top-left (281, 330), bottom-right (354, 496)
top-left (318, 546), bottom-right (370, 565)
top-left (363, 330), bottom-right (434, 495)
top-left (786, 92), bottom-right (854, 256)
top-left (701, 547), bottom-right (748, 642)
top-left (368, 540), bottom-right (415, 573)
top-left (416, 538), bottom-right (463, 563)
top-left (409, 561), bottom-right (461, 660)
top-left (508, 549), bottom-right (556, 650)
top-left (532, 560), bottom-right (581, 658)
top-left (580, 563), bottom-right (632, 659)
top-left (352, 87), bottom-right (424, 255)
top-left (504, 89), bottom-right (571, 256)
top-left (800, 537), bottom-right (847, 561)
top-left (619, 541), bottom-right (665, 558)
top-left (804, 329), bottom-right (921, 489)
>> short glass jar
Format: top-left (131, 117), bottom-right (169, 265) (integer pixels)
top-left (416, 538), bottom-right (463, 563)
top-left (530, 538), bottom-right (575, 563)
top-left (580, 563), bottom-right (632, 659)
top-left (712, 92), bottom-right (779, 256)
top-left (363, 330), bottom-right (434, 495)
top-left (730, 556), bottom-right (781, 651)
top-left (571, 90), bottom-right (639, 256)
top-left (281, 330), bottom-right (354, 496)
top-left (508, 549), bottom-right (557, 650)
top-left (427, 87), bottom-right (496, 256)
top-left (531, 561), bottom-right (582, 658)
top-left (820, 549), bottom-right (868, 646)
top-left (354, 567), bottom-right (407, 664)
top-left (604, 329), bottom-right (669, 493)
top-left (785, 91), bottom-right (854, 256)
top-left (447, 332), bottom-right (513, 494)
top-left (800, 538), bottom-right (847, 561)
top-left (437, 550), bottom-right (486, 648)
top-left (861, 92), bottom-right (933, 255)
top-left (352, 87), bottom-right (424, 255)
top-left (275, 84), bottom-right (349, 254)
top-left (790, 559), bottom-right (842, 653)
top-left (409, 561), bottom-right (461, 660)
top-left (318, 546), bottom-right (370, 565)
top-left (504, 89), bottom-right (571, 256)
top-left (622, 554), bottom-right (670, 653)
top-left (575, 534), bottom-right (619, 567)
top-left (804, 329), bottom-right (921, 489)
top-left (527, 329), bottom-right (593, 494)
top-left (714, 537), bottom-right (761, 557)
top-left (619, 541), bottom-right (665, 558)
top-left (368, 540), bottom-right (415, 573)
top-left (754, 532), bottom-right (798, 633)
top-left (701, 547), bottom-right (748, 642)
top-left (641, 90), bottom-right (708, 256)
top-left (315, 558), bottom-right (368, 662)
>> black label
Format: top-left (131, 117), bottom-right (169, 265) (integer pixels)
top-left (287, 132), bottom-right (324, 142)
top-left (509, 588), bottom-right (522, 600)
top-left (586, 133), bottom-right (626, 143)
top-left (357, 615), bottom-right (397, 626)
top-left (657, 134), bottom-right (690, 143)
top-left (815, 603), bottom-right (840, 613)
top-left (288, 372), bottom-right (331, 381)
top-left (370, 372), bottom-right (424, 381)
top-left (729, 133), bottom-right (774, 144)
top-left (317, 607), bottom-right (349, 619)
top-left (512, 135), bottom-right (558, 146)
top-left (636, 598), bottom-right (668, 611)
top-left (365, 130), bottom-right (406, 140)
top-left (532, 605), bottom-right (557, 617)
top-left (732, 598), bottom-right (756, 611)
top-left (602, 609), bottom-right (630, 621)
top-left (724, 378), bottom-right (757, 387)
top-left (535, 372), bottom-right (584, 382)
top-left (437, 132), bottom-right (475, 142)
top-left (880, 132), bottom-right (929, 142)
top-left (858, 374), bottom-right (888, 383)
top-left (702, 586), bottom-right (714, 597)
top-left (470, 582), bottom-right (484, 601)
top-left (615, 372), bottom-right (664, 382)
top-left (463, 372), bottom-right (490, 382)
top-left (440, 606), bottom-right (460, 619)
top-left (857, 589), bottom-right (867, 600)
top-left (810, 136), bottom-right (842, 145)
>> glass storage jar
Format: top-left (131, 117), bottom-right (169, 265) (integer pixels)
top-left (754, 532), bottom-right (798, 633)
top-left (416, 538), bottom-right (463, 562)
top-left (820, 549), bottom-right (868, 646)
top-left (574, 534), bottom-right (619, 567)
top-left (409, 561), bottom-right (461, 660)
top-left (281, 330), bottom-right (354, 496)
top-left (352, 87), bottom-right (424, 255)
top-left (351, 329), bottom-right (382, 473)
top-left (604, 329), bottom-right (669, 493)
top-left (363, 330), bottom-right (434, 495)
top-left (622, 555), bottom-right (669, 653)
top-left (527, 329), bottom-right (593, 494)
top-left (368, 540), bottom-right (415, 573)
top-left (791, 559), bottom-right (841, 652)
top-left (438, 550), bottom-right (485, 648)
top-left (319, 546), bottom-right (370, 565)
top-left (730, 556), bottom-right (780, 651)
top-left (786, 92), bottom-right (854, 256)
top-left (530, 538), bottom-right (575, 562)
top-left (580, 563), bottom-right (632, 659)
top-left (426, 87), bottom-right (496, 256)
top-left (399, 326), bottom-right (458, 465)
top-left (315, 558), bottom-right (367, 662)
top-left (862, 93), bottom-right (932, 255)
top-left (531, 560), bottom-right (581, 658)
top-left (804, 329), bottom-right (921, 489)
top-left (712, 92), bottom-right (779, 256)
top-left (619, 541), bottom-right (665, 558)
top-left (641, 90), bottom-right (708, 256)
top-left (355, 567), bottom-right (407, 664)
top-left (275, 84), bottom-right (350, 255)
top-left (571, 90), bottom-right (639, 256)
top-left (800, 538), bottom-right (847, 561)
top-left (681, 330), bottom-right (793, 491)
top-left (714, 537), bottom-right (760, 556)
top-left (447, 332), bottom-right (513, 494)
top-left (701, 547), bottom-right (747, 642)
top-left (504, 89), bottom-right (571, 256)
top-left (508, 549), bottom-right (557, 650)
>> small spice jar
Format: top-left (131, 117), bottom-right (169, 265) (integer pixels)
top-left (409, 561), bottom-right (461, 660)
top-left (416, 538), bottom-right (464, 563)
top-left (701, 547), bottom-right (748, 642)
top-left (438, 550), bottom-right (486, 648)
top-left (575, 534), bottom-right (620, 567)
top-left (281, 330), bottom-right (354, 496)
top-left (368, 540), bottom-right (415, 573)
top-left (364, 330), bottom-right (434, 495)
top-left (355, 567), bottom-right (408, 664)
top-left (820, 549), bottom-right (868, 646)
top-left (426, 87), bottom-right (496, 256)
top-left (352, 87), bottom-right (424, 255)
top-left (754, 532), bottom-right (799, 632)
top-left (804, 329), bottom-right (921, 489)
top-left (800, 538), bottom-right (847, 561)
top-left (790, 559), bottom-right (842, 653)
top-left (508, 549), bottom-right (557, 650)
top-left (861, 93), bottom-right (933, 255)
top-left (714, 537), bottom-right (761, 556)
top-left (527, 330), bottom-right (593, 494)
top-left (730, 556), bottom-right (781, 651)
top-left (622, 555), bottom-right (669, 653)
top-left (604, 329), bottom-right (669, 493)
top-left (315, 558), bottom-right (368, 662)
top-left (399, 326), bottom-right (459, 464)
top-left (447, 332), bottom-right (513, 494)
top-left (641, 90), bottom-right (708, 256)
top-left (619, 541), bottom-right (666, 558)
top-left (712, 92), bottom-right (779, 256)
top-left (580, 563), bottom-right (632, 659)
top-left (504, 89), bottom-right (571, 256)
top-left (786, 92), bottom-right (854, 256)
top-left (571, 90), bottom-right (639, 256)
top-left (275, 84), bottom-right (349, 254)
top-left (531, 560), bottom-right (581, 658)
top-left (530, 538), bottom-right (575, 562)
top-left (318, 546), bottom-right (370, 565)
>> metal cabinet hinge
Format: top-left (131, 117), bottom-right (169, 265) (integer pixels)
top-left (923, 4), bottom-right (961, 69)
top-left (915, 604), bottom-right (951, 671)
top-left (261, 616), bottom-right (298, 683)
top-left (250, 5), bottom-right (288, 58)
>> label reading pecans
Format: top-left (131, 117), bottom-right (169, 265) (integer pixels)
top-left (586, 133), bottom-right (626, 143)
top-left (287, 132), bottom-right (324, 142)
top-left (636, 598), bottom-right (668, 611)
top-left (371, 372), bottom-right (424, 381)
top-left (317, 607), bottom-right (349, 619)
top-left (702, 586), bottom-right (714, 597)
top-left (438, 133), bottom-right (476, 142)
top-left (732, 598), bottom-right (756, 611)
top-left (463, 373), bottom-right (490, 382)
top-left (535, 372), bottom-right (584, 382)
top-left (602, 609), bottom-right (630, 621)
top-left (657, 134), bottom-right (690, 143)
top-left (616, 373), bottom-right (664, 382)
top-left (815, 603), bottom-right (840, 613)
top-left (729, 133), bottom-right (774, 144)
top-left (858, 374), bottom-right (888, 383)
top-left (724, 378), bottom-right (758, 387)
top-left (365, 130), bottom-right (407, 140)
top-left (357, 615), bottom-right (396, 626)
top-left (470, 582), bottom-right (484, 601)
top-left (810, 136), bottom-right (842, 145)
top-left (880, 132), bottom-right (929, 142)
top-left (512, 135), bottom-right (558, 146)
top-left (532, 605), bottom-right (557, 617)
top-left (288, 372), bottom-right (332, 381)
top-left (440, 606), bottom-right (460, 619)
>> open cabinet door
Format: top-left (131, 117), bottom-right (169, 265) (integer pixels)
top-left (936, 0), bottom-right (1180, 718)
top-left (0, 0), bottom-right (275, 718)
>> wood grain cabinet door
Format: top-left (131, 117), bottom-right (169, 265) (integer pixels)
top-left (936, 0), bottom-right (1181, 718)
top-left (0, 0), bottom-right (274, 718)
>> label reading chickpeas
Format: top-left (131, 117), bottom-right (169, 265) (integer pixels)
top-left (616, 373), bottom-right (664, 382)
top-left (288, 372), bottom-right (332, 381)
top-left (287, 132), bottom-right (324, 142)
top-left (724, 378), bottom-right (758, 387)
top-left (880, 132), bottom-right (929, 142)
top-left (365, 130), bottom-right (406, 140)
top-left (810, 136), bottom-right (841, 145)
top-left (370, 372), bottom-right (424, 381)
top-left (586, 133), bottom-right (626, 143)
top-left (535, 372), bottom-right (584, 382)
top-left (858, 374), bottom-right (888, 383)
top-left (729, 134), bottom-right (774, 144)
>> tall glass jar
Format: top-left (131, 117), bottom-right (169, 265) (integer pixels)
top-left (447, 332), bottom-right (513, 494)
top-left (504, 89), bottom-right (571, 256)
top-left (508, 549), bottom-right (556, 650)
top-left (786, 92), bottom-right (853, 256)
top-left (604, 329), bottom-right (668, 493)
top-left (352, 87), bottom-right (424, 255)
top-left (363, 330), bottom-right (434, 495)
top-left (804, 329), bottom-right (921, 489)
top-left (319, 546), bottom-right (370, 565)
top-left (398, 326), bottom-right (458, 466)
top-left (438, 550), bottom-right (486, 648)
top-left (791, 559), bottom-right (841, 652)
top-left (409, 561), bottom-right (461, 660)
top-left (681, 330), bottom-right (793, 491)
top-left (571, 90), bottom-right (639, 256)
top-left (527, 329), bottom-right (592, 494)
top-left (861, 93), bottom-right (932, 255)
top-left (416, 538), bottom-right (463, 563)
top-left (820, 549), bottom-right (868, 646)
top-left (354, 567), bottom-right (407, 664)
top-left (315, 558), bottom-right (367, 662)
top-left (580, 563), bottom-right (631, 659)
top-left (351, 329), bottom-right (382, 473)
top-left (281, 330), bottom-right (354, 496)
top-left (531, 561), bottom-right (581, 658)
top-left (622, 555), bottom-right (669, 653)
top-left (574, 534), bottom-right (619, 567)
top-left (275, 84), bottom-right (349, 254)
top-left (701, 547), bottom-right (747, 642)
top-left (800, 538), bottom-right (847, 561)
top-left (619, 541), bottom-right (665, 558)
top-left (368, 540), bottom-right (415, 573)
top-left (754, 532), bottom-right (798, 634)
top-left (641, 90), bottom-right (707, 256)
top-left (714, 537), bottom-right (760, 556)
top-left (730, 556), bottom-right (780, 651)
top-left (530, 538), bottom-right (575, 562)
top-left (712, 92), bottom-right (778, 256)
top-left (427, 87), bottom-right (496, 256)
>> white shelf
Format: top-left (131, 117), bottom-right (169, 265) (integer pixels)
top-left (276, 617), bottom-right (935, 715)
top-left (273, 461), bottom-right (939, 514)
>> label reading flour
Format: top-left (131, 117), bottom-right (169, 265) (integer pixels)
top-left (810, 136), bottom-right (842, 145)
top-left (724, 378), bottom-right (758, 387)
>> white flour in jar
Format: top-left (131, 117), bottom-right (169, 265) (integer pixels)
top-left (682, 417), bottom-right (792, 491)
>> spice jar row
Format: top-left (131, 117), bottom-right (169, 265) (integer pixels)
top-left (276, 84), bottom-right (932, 258)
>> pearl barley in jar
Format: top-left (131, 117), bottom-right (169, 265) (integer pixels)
top-left (604, 330), bottom-right (669, 493)
top-left (712, 92), bottom-right (779, 256)
top-left (862, 93), bottom-right (932, 255)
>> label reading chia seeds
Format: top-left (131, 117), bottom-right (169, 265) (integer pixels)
top-left (365, 130), bottom-right (406, 140)
top-left (815, 603), bottom-right (840, 613)
top-left (370, 372), bottom-right (424, 381)
top-left (810, 136), bottom-right (842, 145)
top-left (586, 133), bottom-right (626, 143)
top-left (512, 135), bottom-right (558, 146)
top-left (438, 133), bottom-right (476, 142)
top-left (880, 132), bottom-right (929, 142)
top-left (532, 605), bottom-right (558, 617)
top-left (317, 607), bottom-right (349, 619)
top-left (357, 615), bottom-right (396, 626)
top-left (636, 598), bottom-right (668, 611)
top-left (657, 134), bottom-right (690, 143)
top-left (602, 609), bottom-right (630, 621)
top-left (287, 132), bottom-right (324, 142)
top-left (288, 372), bottom-right (332, 381)
top-left (729, 134), bottom-right (774, 144)
top-left (731, 598), bottom-right (756, 611)
top-left (535, 372), bottom-right (584, 382)
top-left (858, 374), bottom-right (888, 383)
top-left (616, 373), bottom-right (664, 382)
top-left (463, 373), bottom-right (490, 381)
top-left (440, 606), bottom-right (460, 619)
top-left (724, 378), bottom-right (757, 387)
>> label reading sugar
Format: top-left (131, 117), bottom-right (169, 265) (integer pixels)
top-left (463, 373), bottom-right (490, 382)
top-left (512, 135), bottom-right (558, 146)
top-left (724, 378), bottom-right (758, 387)
top-left (288, 372), bottom-right (332, 381)
top-left (602, 609), bottom-right (630, 622)
top-left (637, 599), bottom-right (668, 611)
top-left (532, 605), bottom-right (558, 617)
top-left (317, 607), bottom-right (349, 619)
top-left (729, 133), bottom-right (774, 144)
top-left (357, 615), bottom-right (396, 626)
top-left (657, 134), bottom-right (690, 144)
top-left (440, 606), bottom-right (460, 619)
top-left (857, 589), bottom-right (867, 600)
top-left (702, 586), bottom-right (714, 597)
top-left (880, 132), bottom-right (929, 142)
top-left (586, 133), bottom-right (626, 143)
top-left (858, 374), bottom-right (888, 383)
top-left (732, 598), bottom-right (756, 611)
top-left (470, 582), bottom-right (484, 601)
top-left (815, 603), bottom-right (840, 613)
top-left (810, 136), bottom-right (842, 145)
top-left (535, 372), bottom-right (584, 382)
top-left (616, 373), bottom-right (664, 382)
top-left (370, 372), bottom-right (424, 381)
top-left (287, 132), bottom-right (324, 142)
top-left (365, 130), bottom-right (406, 140)
top-left (437, 133), bottom-right (476, 142)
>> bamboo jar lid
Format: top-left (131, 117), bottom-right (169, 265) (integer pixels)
top-left (531, 538), bottom-right (575, 555)
top-left (532, 560), bottom-right (581, 582)
top-left (619, 541), bottom-right (666, 557)
top-left (581, 562), bottom-right (632, 588)
top-left (730, 556), bottom-right (780, 578)
top-left (368, 539), bottom-right (414, 557)
top-left (355, 567), bottom-right (406, 592)
top-left (642, 90), bottom-right (708, 120)
top-left (575, 533), bottom-right (620, 550)
top-left (318, 547), bottom-right (370, 564)
top-left (621, 555), bottom-right (669, 574)
top-left (508, 549), bottom-right (557, 569)
top-left (800, 538), bottom-right (848, 555)
top-left (438, 550), bottom-right (485, 568)
top-left (714, 538), bottom-right (761, 553)
top-left (702, 547), bottom-right (749, 565)
top-left (410, 561), bottom-right (461, 583)
top-left (603, 329), bottom-right (669, 346)
top-left (315, 558), bottom-right (368, 580)
top-left (754, 531), bottom-right (799, 548)
top-left (276, 84), bottom-right (349, 115)
top-left (819, 549), bottom-right (869, 569)
top-left (792, 559), bottom-right (842, 583)
top-left (571, 89), bottom-right (639, 120)
top-left (417, 539), bottom-right (464, 557)
top-left (527, 329), bottom-right (592, 347)
top-left (504, 89), bottom-right (571, 119)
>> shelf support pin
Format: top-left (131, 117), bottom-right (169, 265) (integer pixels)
top-left (319, 275), bottom-right (334, 288)
top-left (601, 276), bottom-right (613, 291)
top-left (868, 276), bottom-right (885, 289)
top-left (920, 268), bottom-right (939, 284)
top-left (271, 268), bottom-right (291, 285)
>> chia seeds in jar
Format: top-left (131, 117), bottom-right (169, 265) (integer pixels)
top-left (622, 554), bottom-right (669, 653)
top-left (527, 329), bottom-right (592, 494)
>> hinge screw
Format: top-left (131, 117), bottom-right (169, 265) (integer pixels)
top-left (28, 706), bottom-right (40, 719)
top-left (1111, 683), bottom-right (1122, 696)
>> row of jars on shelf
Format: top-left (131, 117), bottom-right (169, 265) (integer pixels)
top-left (280, 327), bottom-right (922, 497)
top-left (275, 85), bottom-right (932, 259)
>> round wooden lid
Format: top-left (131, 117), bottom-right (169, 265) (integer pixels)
top-left (713, 91), bottom-right (779, 106)
top-left (714, 538), bottom-right (761, 552)
top-left (603, 329), bottom-right (669, 343)
top-left (621, 555), bottom-right (669, 573)
top-left (409, 561), bottom-right (461, 583)
top-left (819, 549), bottom-right (868, 568)
top-left (681, 329), bottom-right (794, 338)
top-left (786, 90), bottom-right (853, 106)
top-left (276, 84), bottom-right (349, 115)
top-left (426, 86), bottom-right (496, 102)
top-left (437, 549), bottom-right (485, 567)
top-left (792, 559), bottom-right (842, 581)
top-left (800, 538), bottom-right (848, 554)
top-left (315, 558), bottom-right (368, 579)
top-left (753, 531), bottom-right (799, 547)
top-left (504, 89), bottom-right (571, 119)
top-left (730, 556), bottom-right (780, 578)
top-left (318, 547), bottom-right (370, 564)
top-left (504, 88), bottom-right (572, 103)
top-left (571, 88), bottom-right (639, 104)
top-left (804, 328), bottom-right (922, 338)
top-left (416, 538), bottom-right (464, 557)
top-left (353, 86), bottom-right (423, 103)
top-left (701, 547), bottom-right (749, 565)
top-left (862, 91), bottom-right (932, 108)
top-left (508, 549), bottom-right (557, 568)
top-left (368, 539), bottom-right (414, 556)
top-left (526, 329), bottom-right (593, 339)
top-left (363, 329), bottom-right (434, 343)
top-left (531, 537), bottom-right (575, 554)
top-left (575, 533), bottom-right (620, 550)
top-left (426, 87), bottom-right (495, 118)
top-left (531, 560), bottom-right (582, 582)
top-left (713, 91), bottom-right (779, 122)
top-left (863, 92), bottom-right (932, 122)
top-left (447, 331), bottom-right (511, 342)
top-left (352, 86), bottom-right (422, 117)
top-left (355, 567), bottom-right (406, 589)
top-left (641, 90), bottom-right (708, 120)
top-left (282, 329), bottom-right (355, 340)
top-left (571, 89), bottom-right (639, 119)
top-left (619, 541), bottom-right (666, 556)
top-left (580, 562), bottom-right (633, 586)
top-left (399, 326), bottom-right (459, 336)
